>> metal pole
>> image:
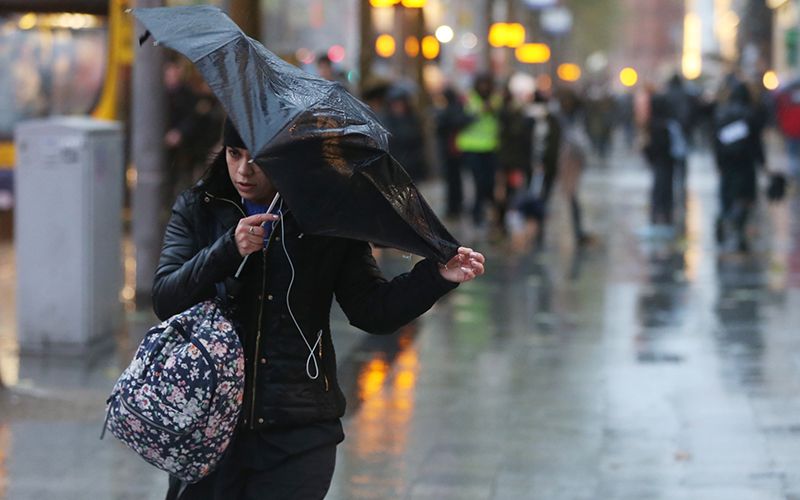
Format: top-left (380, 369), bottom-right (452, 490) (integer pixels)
top-left (131, 0), bottom-right (166, 307)
top-left (358, 0), bottom-right (374, 96)
top-left (228, 0), bottom-right (260, 39)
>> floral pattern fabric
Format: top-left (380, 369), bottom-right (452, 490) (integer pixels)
top-left (104, 300), bottom-right (245, 483)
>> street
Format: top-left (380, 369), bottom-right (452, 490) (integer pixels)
top-left (1, 141), bottom-right (800, 499)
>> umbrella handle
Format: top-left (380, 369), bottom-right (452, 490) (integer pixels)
top-left (234, 192), bottom-right (281, 279)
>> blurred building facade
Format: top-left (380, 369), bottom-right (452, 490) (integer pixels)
top-left (770, 0), bottom-right (799, 81)
top-left (615, 0), bottom-right (684, 84)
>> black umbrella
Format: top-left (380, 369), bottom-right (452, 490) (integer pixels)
top-left (133, 5), bottom-right (459, 264)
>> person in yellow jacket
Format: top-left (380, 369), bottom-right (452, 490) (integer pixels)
top-left (456, 73), bottom-right (502, 228)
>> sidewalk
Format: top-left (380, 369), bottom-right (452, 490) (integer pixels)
top-left (1, 139), bottom-right (800, 498)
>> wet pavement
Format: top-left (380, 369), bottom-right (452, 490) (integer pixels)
top-left (2, 141), bottom-right (800, 499)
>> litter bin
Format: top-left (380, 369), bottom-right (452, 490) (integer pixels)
top-left (15, 117), bottom-right (124, 352)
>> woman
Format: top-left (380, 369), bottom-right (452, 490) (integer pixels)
top-left (154, 122), bottom-right (485, 499)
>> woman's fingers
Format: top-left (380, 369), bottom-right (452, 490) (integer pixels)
top-left (244, 213), bottom-right (279, 226)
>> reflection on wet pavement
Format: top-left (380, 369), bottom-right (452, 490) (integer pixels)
top-left (2, 148), bottom-right (800, 498)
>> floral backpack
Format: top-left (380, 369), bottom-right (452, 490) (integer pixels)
top-left (101, 300), bottom-right (245, 483)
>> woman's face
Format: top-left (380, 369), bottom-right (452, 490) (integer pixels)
top-left (226, 146), bottom-right (276, 204)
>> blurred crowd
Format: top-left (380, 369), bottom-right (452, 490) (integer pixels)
top-left (163, 53), bottom-right (799, 254)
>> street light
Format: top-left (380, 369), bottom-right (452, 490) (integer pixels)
top-left (405, 36), bottom-right (420, 57)
top-left (421, 35), bottom-right (439, 59)
top-left (557, 63), bottom-right (581, 82)
top-left (488, 22), bottom-right (526, 48)
top-left (515, 43), bottom-right (550, 64)
top-left (763, 70), bottom-right (780, 90)
top-left (619, 67), bottom-right (638, 87)
top-left (435, 25), bottom-right (454, 43)
top-left (376, 34), bottom-right (396, 58)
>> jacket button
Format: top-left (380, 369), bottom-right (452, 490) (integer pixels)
top-left (203, 196), bottom-right (210, 203)
top-left (243, 418), bottom-right (248, 425)
top-left (260, 358), bottom-right (267, 364)
top-left (267, 294), bottom-right (273, 301)
top-left (275, 236), bottom-right (281, 241)
top-left (257, 294), bottom-right (262, 301)
top-left (258, 418), bottom-right (264, 424)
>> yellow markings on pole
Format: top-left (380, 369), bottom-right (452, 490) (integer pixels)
top-left (619, 67), bottom-right (638, 87)
top-left (421, 35), bottom-right (440, 59)
top-left (370, 0), bottom-right (400, 7)
top-left (515, 43), bottom-right (550, 64)
top-left (763, 70), bottom-right (780, 90)
top-left (557, 63), bottom-right (581, 82)
top-left (405, 36), bottom-right (420, 57)
top-left (376, 34), bottom-right (396, 58)
top-left (401, 0), bottom-right (426, 7)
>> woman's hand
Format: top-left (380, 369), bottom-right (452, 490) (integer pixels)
top-left (235, 213), bottom-right (279, 257)
top-left (439, 247), bottom-right (485, 283)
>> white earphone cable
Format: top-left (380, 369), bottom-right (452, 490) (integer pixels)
top-left (278, 208), bottom-right (322, 380)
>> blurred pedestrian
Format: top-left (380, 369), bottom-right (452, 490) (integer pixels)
top-left (664, 74), bottom-right (698, 205)
top-left (584, 84), bottom-right (615, 165)
top-left (382, 85), bottom-right (429, 182)
top-left (774, 78), bottom-right (800, 179)
top-left (712, 81), bottom-right (765, 252)
top-left (615, 90), bottom-right (636, 150)
top-left (530, 90), bottom-right (562, 249)
top-left (157, 121), bottom-right (485, 499)
top-left (315, 53), bottom-right (351, 90)
top-left (555, 87), bottom-right (592, 247)
top-left (163, 59), bottom-right (199, 203)
top-left (435, 86), bottom-right (471, 218)
top-left (643, 95), bottom-right (677, 232)
top-left (456, 73), bottom-right (501, 231)
top-left (497, 74), bottom-right (536, 235)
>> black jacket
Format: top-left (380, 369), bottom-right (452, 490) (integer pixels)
top-left (152, 184), bottom-right (458, 430)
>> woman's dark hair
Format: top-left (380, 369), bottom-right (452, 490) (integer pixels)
top-left (194, 148), bottom-right (238, 198)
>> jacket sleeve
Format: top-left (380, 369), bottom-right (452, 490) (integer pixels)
top-left (334, 240), bottom-right (459, 335)
top-left (151, 193), bottom-right (243, 320)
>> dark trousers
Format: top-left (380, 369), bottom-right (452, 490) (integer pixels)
top-left (536, 166), bottom-right (584, 246)
top-left (651, 160), bottom-right (674, 225)
top-left (166, 444), bottom-right (337, 500)
top-left (463, 152), bottom-right (497, 225)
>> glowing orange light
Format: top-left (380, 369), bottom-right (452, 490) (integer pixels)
top-left (405, 36), bottom-right (420, 57)
top-left (515, 43), bottom-right (550, 64)
top-left (421, 35), bottom-right (440, 59)
top-left (557, 63), bottom-right (581, 82)
top-left (358, 358), bottom-right (389, 401)
top-left (375, 34), bottom-right (396, 58)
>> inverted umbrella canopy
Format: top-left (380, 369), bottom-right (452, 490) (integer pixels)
top-left (133, 6), bottom-right (459, 263)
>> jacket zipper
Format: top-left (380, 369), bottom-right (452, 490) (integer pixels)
top-left (204, 191), bottom-right (247, 218)
top-left (251, 226), bottom-right (277, 428)
top-left (319, 337), bottom-right (330, 391)
top-left (205, 191), bottom-right (277, 428)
